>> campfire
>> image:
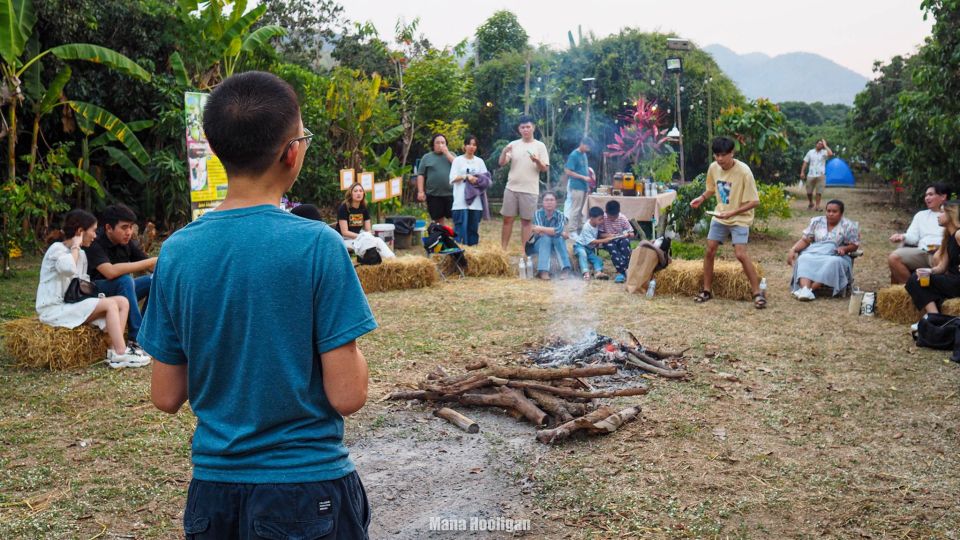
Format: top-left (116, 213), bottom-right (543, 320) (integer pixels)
top-left (386, 331), bottom-right (689, 443)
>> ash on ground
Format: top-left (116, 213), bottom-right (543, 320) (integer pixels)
top-left (526, 332), bottom-right (613, 367)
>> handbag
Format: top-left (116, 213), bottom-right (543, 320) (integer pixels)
top-left (914, 313), bottom-right (960, 362)
top-left (524, 236), bottom-right (538, 256)
top-left (64, 277), bottom-right (99, 303)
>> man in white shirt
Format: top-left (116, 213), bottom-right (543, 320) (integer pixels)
top-left (499, 115), bottom-right (549, 251)
top-left (800, 139), bottom-right (834, 211)
top-left (888, 183), bottom-right (950, 283)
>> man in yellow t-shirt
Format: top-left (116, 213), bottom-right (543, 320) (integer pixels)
top-left (689, 137), bottom-right (765, 308)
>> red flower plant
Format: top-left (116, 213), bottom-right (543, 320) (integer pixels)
top-left (604, 97), bottom-right (668, 165)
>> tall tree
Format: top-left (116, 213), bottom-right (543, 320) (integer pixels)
top-left (259, 0), bottom-right (344, 69)
top-left (475, 11), bottom-right (528, 63)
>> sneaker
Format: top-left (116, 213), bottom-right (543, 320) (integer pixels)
top-left (614, 273), bottom-right (626, 283)
top-left (798, 287), bottom-right (815, 301)
top-left (126, 340), bottom-right (145, 356)
top-left (106, 349), bottom-right (151, 369)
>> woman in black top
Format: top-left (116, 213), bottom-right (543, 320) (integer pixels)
top-left (906, 200), bottom-right (960, 315)
top-left (337, 182), bottom-right (371, 239)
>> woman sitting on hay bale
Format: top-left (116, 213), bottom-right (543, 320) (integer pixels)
top-left (331, 182), bottom-right (394, 258)
top-left (787, 199), bottom-right (861, 301)
top-left (36, 209), bottom-right (150, 369)
top-left (905, 200), bottom-right (960, 318)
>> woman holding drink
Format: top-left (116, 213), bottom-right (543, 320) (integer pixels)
top-left (906, 200), bottom-right (960, 315)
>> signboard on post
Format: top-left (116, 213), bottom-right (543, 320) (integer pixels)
top-left (185, 92), bottom-right (228, 221)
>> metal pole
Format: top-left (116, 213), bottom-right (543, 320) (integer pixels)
top-left (584, 95), bottom-right (591, 136)
top-left (675, 72), bottom-right (686, 183)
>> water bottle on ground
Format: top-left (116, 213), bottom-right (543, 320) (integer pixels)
top-left (646, 279), bottom-right (656, 298)
top-left (526, 256), bottom-right (534, 279)
top-left (518, 257), bottom-right (526, 280)
top-left (759, 277), bottom-right (767, 295)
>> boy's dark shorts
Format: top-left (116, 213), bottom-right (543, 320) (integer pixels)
top-left (426, 195), bottom-right (454, 221)
top-left (183, 471), bottom-right (370, 539)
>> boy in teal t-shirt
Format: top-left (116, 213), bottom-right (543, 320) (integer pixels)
top-left (140, 71), bottom-right (377, 538)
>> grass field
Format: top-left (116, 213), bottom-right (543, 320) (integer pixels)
top-left (1, 186), bottom-right (958, 539)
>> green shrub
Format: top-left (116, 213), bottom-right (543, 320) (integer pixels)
top-left (667, 173), bottom-right (714, 238)
top-left (755, 183), bottom-right (792, 229)
top-left (670, 241), bottom-right (705, 260)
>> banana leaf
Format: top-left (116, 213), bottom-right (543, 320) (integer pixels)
top-left (0, 0), bottom-right (36, 66)
top-left (170, 51), bottom-right (190, 88)
top-left (35, 66), bottom-right (70, 115)
top-left (47, 43), bottom-right (150, 81)
top-left (64, 166), bottom-right (104, 196)
top-left (67, 101), bottom-right (148, 164)
top-left (241, 25), bottom-right (284, 53)
top-left (90, 119), bottom-right (152, 147)
top-left (102, 146), bottom-right (147, 183)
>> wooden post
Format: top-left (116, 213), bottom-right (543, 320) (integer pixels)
top-left (434, 407), bottom-right (480, 433)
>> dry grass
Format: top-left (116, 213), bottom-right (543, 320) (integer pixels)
top-left (657, 259), bottom-right (764, 301)
top-left (1, 318), bottom-right (108, 370)
top-left (354, 255), bottom-right (438, 294)
top-left (1, 191), bottom-right (959, 539)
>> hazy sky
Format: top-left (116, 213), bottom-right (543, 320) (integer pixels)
top-left (339, 0), bottom-right (933, 78)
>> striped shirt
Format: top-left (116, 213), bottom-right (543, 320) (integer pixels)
top-left (600, 214), bottom-right (632, 236)
top-left (533, 208), bottom-right (567, 235)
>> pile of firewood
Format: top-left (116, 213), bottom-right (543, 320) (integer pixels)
top-left (385, 361), bottom-right (647, 444)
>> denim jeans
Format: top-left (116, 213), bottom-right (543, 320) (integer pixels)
top-left (183, 471), bottom-right (370, 539)
top-left (94, 274), bottom-right (151, 341)
top-left (534, 234), bottom-right (572, 273)
top-left (452, 209), bottom-right (482, 246)
top-left (573, 243), bottom-right (604, 273)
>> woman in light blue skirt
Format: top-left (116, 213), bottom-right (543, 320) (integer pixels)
top-left (787, 200), bottom-right (861, 301)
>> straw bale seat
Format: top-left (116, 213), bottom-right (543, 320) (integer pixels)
top-left (1, 318), bottom-right (109, 370)
top-left (875, 285), bottom-right (960, 324)
top-left (655, 259), bottom-right (765, 301)
top-left (355, 255), bottom-right (439, 294)
top-left (433, 245), bottom-right (511, 278)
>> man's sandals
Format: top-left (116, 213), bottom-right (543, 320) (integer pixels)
top-left (753, 292), bottom-right (767, 309)
top-left (694, 290), bottom-right (712, 303)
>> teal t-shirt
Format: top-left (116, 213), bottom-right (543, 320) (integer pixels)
top-left (139, 205), bottom-right (377, 483)
top-left (418, 151), bottom-right (453, 196)
top-left (565, 149), bottom-right (589, 192)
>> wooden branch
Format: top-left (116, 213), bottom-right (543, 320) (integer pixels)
top-left (535, 406), bottom-right (615, 444)
top-left (624, 347), bottom-right (671, 370)
top-left (460, 387), bottom-right (548, 426)
top-left (426, 366), bottom-right (449, 380)
top-left (485, 364), bottom-right (617, 380)
top-left (490, 377), bottom-right (649, 399)
top-left (536, 405), bottom-right (641, 444)
top-left (525, 389), bottom-right (574, 423)
top-left (434, 407), bottom-right (479, 433)
top-left (626, 331), bottom-right (687, 359)
top-left (384, 390), bottom-right (452, 401)
top-left (624, 351), bottom-right (687, 379)
top-left (465, 360), bottom-right (489, 371)
top-left (419, 373), bottom-right (494, 395)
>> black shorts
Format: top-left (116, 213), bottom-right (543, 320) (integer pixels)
top-left (426, 195), bottom-right (453, 221)
top-left (182, 471), bottom-right (370, 539)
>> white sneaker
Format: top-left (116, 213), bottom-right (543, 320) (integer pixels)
top-left (106, 349), bottom-right (151, 369)
top-left (798, 287), bottom-right (816, 301)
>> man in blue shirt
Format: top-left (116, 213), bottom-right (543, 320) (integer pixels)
top-left (563, 137), bottom-right (595, 233)
top-left (140, 71), bottom-right (377, 539)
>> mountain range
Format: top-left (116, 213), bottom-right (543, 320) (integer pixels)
top-left (703, 44), bottom-right (869, 105)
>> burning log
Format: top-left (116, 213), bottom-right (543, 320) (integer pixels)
top-left (460, 387), bottom-right (548, 426)
top-left (490, 377), bottom-right (649, 399)
top-left (536, 405), bottom-right (641, 444)
top-left (433, 407), bottom-right (479, 433)
top-left (485, 364), bottom-right (617, 380)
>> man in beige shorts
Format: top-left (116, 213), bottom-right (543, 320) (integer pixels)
top-left (800, 139), bottom-right (833, 211)
top-left (888, 183), bottom-right (950, 283)
top-left (499, 115), bottom-right (549, 251)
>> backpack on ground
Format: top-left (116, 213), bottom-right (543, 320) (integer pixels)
top-left (914, 313), bottom-right (960, 362)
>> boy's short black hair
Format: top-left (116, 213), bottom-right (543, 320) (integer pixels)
top-left (517, 114), bottom-right (535, 127)
top-left (203, 71), bottom-right (301, 177)
top-left (605, 200), bottom-right (620, 215)
top-left (711, 136), bottom-right (736, 155)
top-left (929, 183), bottom-right (952, 198)
top-left (588, 206), bottom-right (604, 218)
top-left (101, 204), bottom-right (137, 228)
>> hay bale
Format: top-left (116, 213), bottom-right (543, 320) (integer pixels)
top-left (0, 318), bottom-right (109, 370)
top-left (876, 284), bottom-right (960, 324)
top-left (434, 245), bottom-right (511, 278)
top-left (655, 259), bottom-right (764, 301)
top-left (355, 256), bottom-right (438, 294)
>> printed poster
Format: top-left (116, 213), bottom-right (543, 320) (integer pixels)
top-left (185, 92), bottom-right (228, 220)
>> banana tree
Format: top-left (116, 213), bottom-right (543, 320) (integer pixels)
top-left (0, 0), bottom-right (151, 183)
top-left (172, 0), bottom-right (285, 89)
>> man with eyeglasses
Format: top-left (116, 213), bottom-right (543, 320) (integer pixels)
top-left (140, 71), bottom-right (376, 539)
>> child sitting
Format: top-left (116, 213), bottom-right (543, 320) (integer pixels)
top-left (599, 200), bottom-right (635, 283)
top-left (573, 206), bottom-right (609, 280)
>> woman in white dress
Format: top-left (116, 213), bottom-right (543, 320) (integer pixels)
top-left (36, 209), bottom-right (149, 368)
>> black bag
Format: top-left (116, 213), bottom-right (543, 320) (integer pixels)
top-left (524, 236), bottom-right (537, 256)
top-left (914, 313), bottom-right (960, 362)
top-left (64, 277), bottom-right (99, 303)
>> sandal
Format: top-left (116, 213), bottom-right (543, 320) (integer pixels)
top-left (694, 290), bottom-right (713, 303)
top-left (582, 272), bottom-right (591, 281)
top-left (594, 272), bottom-right (610, 281)
top-left (754, 293), bottom-right (767, 309)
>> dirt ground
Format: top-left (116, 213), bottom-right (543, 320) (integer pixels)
top-left (1, 186), bottom-right (959, 539)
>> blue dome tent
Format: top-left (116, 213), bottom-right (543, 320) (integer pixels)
top-left (825, 158), bottom-right (855, 187)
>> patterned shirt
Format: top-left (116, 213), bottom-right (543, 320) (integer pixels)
top-left (533, 208), bottom-right (567, 235)
top-left (600, 214), bottom-right (632, 236)
top-left (802, 216), bottom-right (860, 246)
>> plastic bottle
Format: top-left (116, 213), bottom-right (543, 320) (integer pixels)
top-left (518, 257), bottom-right (526, 280)
top-left (646, 279), bottom-right (656, 298)
top-left (759, 277), bottom-right (768, 294)
top-left (526, 256), bottom-right (534, 279)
